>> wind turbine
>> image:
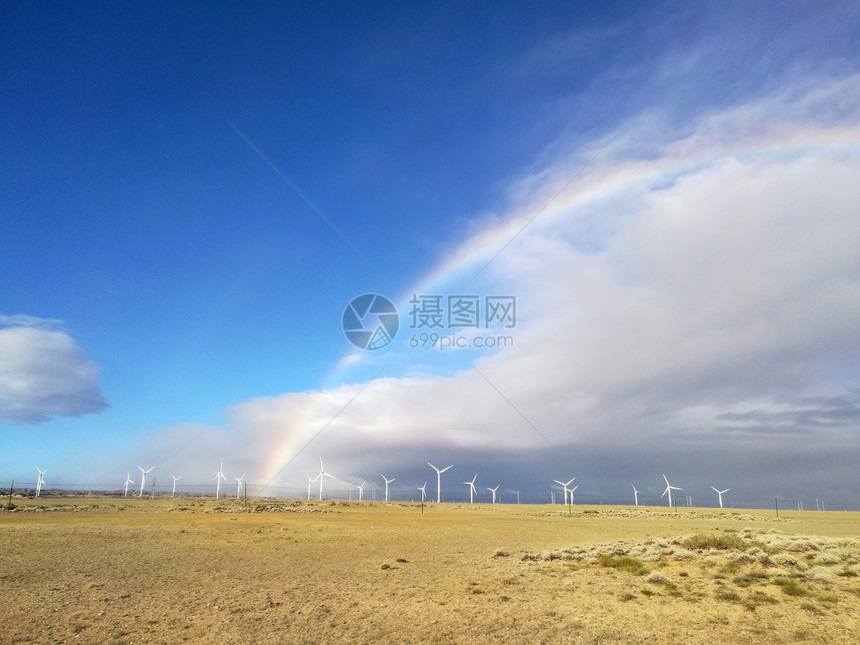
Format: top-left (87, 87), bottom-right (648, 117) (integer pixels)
top-left (171, 475), bottom-right (181, 498)
top-left (138, 465), bottom-right (154, 498)
top-left (214, 460), bottom-right (227, 499)
top-left (711, 486), bottom-right (730, 509)
top-left (553, 478), bottom-right (575, 505)
top-left (661, 474), bottom-right (681, 508)
top-left (306, 473), bottom-right (319, 500)
top-left (417, 482), bottom-right (427, 514)
top-left (428, 463), bottom-right (452, 503)
top-left (317, 459), bottom-right (334, 500)
top-left (464, 474), bottom-right (478, 504)
top-left (569, 485), bottom-right (578, 505)
top-left (357, 481), bottom-right (366, 502)
top-left (235, 473), bottom-right (246, 498)
top-left (382, 475), bottom-right (395, 503)
top-left (123, 472), bottom-right (134, 498)
top-left (631, 484), bottom-right (640, 507)
top-left (35, 469), bottom-right (46, 497)
top-left (486, 485), bottom-right (500, 505)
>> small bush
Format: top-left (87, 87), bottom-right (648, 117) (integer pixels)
top-left (645, 572), bottom-right (667, 584)
top-left (771, 553), bottom-right (802, 568)
top-left (733, 571), bottom-right (769, 588)
top-left (714, 588), bottom-right (741, 602)
top-left (773, 577), bottom-right (807, 596)
top-left (683, 534), bottom-right (752, 551)
top-left (815, 552), bottom-right (842, 565)
top-left (597, 554), bottom-right (649, 576)
top-left (807, 567), bottom-right (833, 584)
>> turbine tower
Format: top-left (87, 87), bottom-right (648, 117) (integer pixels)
top-left (428, 463), bottom-right (452, 503)
top-left (138, 465), bottom-right (154, 498)
top-left (464, 474), bottom-right (478, 504)
top-left (382, 475), bottom-right (395, 503)
top-left (317, 459), bottom-right (334, 500)
top-left (214, 460), bottom-right (227, 499)
top-left (123, 472), bottom-right (134, 498)
top-left (661, 474), bottom-right (681, 508)
top-left (235, 473), bottom-right (246, 498)
top-left (486, 485), bottom-right (500, 504)
top-left (35, 469), bottom-right (46, 497)
top-left (711, 486), bottom-right (730, 509)
top-left (171, 475), bottom-right (181, 498)
top-left (631, 484), bottom-right (640, 507)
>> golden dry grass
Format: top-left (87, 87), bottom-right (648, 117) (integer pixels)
top-left (1, 498), bottom-right (858, 644)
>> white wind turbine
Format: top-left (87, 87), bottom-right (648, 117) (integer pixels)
top-left (35, 469), bottom-right (46, 497)
top-left (486, 485), bottom-right (500, 505)
top-left (317, 459), bottom-right (334, 500)
top-left (631, 484), bottom-right (640, 507)
top-left (306, 473), bottom-right (319, 500)
top-left (428, 463), bottom-right (452, 503)
top-left (418, 482), bottom-right (427, 503)
top-left (553, 478), bottom-right (575, 505)
top-left (123, 472), bottom-right (134, 498)
top-left (711, 486), bottom-right (730, 509)
top-left (382, 475), bottom-right (395, 502)
top-left (171, 475), bottom-right (181, 498)
top-left (357, 481), bottom-right (366, 502)
top-left (464, 474), bottom-right (478, 504)
top-left (138, 465), bottom-right (154, 498)
top-left (214, 460), bottom-right (227, 499)
top-left (569, 485), bottom-right (578, 505)
top-left (661, 474), bottom-right (681, 508)
top-left (235, 473), bottom-right (246, 498)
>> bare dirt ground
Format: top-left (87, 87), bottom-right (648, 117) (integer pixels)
top-left (1, 498), bottom-right (858, 644)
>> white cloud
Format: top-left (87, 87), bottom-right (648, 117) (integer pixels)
top-left (0, 314), bottom-right (64, 331)
top-left (0, 318), bottom-right (109, 424)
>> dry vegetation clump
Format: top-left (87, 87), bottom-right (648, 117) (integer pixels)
top-left (9, 504), bottom-right (104, 513)
top-left (518, 528), bottom-right (860, 626)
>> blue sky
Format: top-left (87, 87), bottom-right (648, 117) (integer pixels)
top-left (2, 2), bottom-right (860, 506)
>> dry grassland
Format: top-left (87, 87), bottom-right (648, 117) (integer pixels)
top-left (1, 498), bottom-right (859, 644)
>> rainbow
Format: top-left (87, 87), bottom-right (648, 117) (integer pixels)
top-left (259, 125), bottom-right (860, 487)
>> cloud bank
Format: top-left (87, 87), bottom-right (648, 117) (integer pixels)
top-left (0, 317), bottom-right (109, 424)
top-left (147, 75), bottom-right (860, 501)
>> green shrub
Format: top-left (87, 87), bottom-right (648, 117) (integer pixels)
top-left (773, 577), bottom-right (807, 596)
top-left (597, 554), bottom-right (649, 576)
